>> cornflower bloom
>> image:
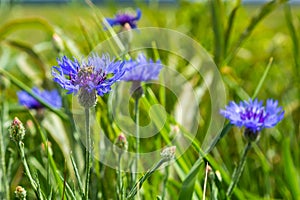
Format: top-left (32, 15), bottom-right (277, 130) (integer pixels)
top-left (122, 53), bottom-right (162, 99)
top-left (105, 8), bottom-right (141, 29)
top-left (52, 54), bottom-right (125, 108)
top-left (17, 87), bottom-right (62, 109)
top-left (220, 98), bottom-right (284, 141)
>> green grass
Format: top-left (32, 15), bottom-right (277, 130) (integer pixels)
top-left (1, 1), bottom-right (300, 199)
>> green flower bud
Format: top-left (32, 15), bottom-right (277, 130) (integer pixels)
top-left (78, 88), bottom-right (97, 108)
top-left (130, 81), bottom-right (143, 101)
top-left (160, 146), bottom-right (176, 161)
top-left (15, 186), bottom-right (26, 199)
top-left (9, 117), bottom-right (26, 143)
top-left (244, 128), bottom-right (260, 143)
top-left (115, 133), bottom-right (128, 153)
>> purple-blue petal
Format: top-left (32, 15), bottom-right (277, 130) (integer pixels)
top-left (220, 98), bottom-right (284, 133)
top-left (17, 87), bottom-right (62, 109)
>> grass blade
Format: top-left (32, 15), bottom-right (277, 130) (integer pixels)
top-left (252, 57), bottom-right (273, 99)
top-left (178, 123), bottom-right (232, 200)
top-left (225, 0), bottom-right (288, 65)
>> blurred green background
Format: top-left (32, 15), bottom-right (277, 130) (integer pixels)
top-left (0, 0), bottom-right (300, 199)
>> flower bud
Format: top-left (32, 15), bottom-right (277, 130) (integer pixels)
top-left (160, 146), bottom-right (176, 161)
top-left (9, 117), bottom-right (26, 143)
top-left (115, 133), bottom-right (128, 152)
top-left (130, 81), bottom-right (144, 100)
top-left (78, 88), bottom-right (97, 108)
top-left (15, 186), bottom-right (26, 199)
top-left (244, 128), bottom-right (260, 142)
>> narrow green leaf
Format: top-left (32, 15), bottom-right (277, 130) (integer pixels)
top-left (210, 0), bottom-right (225, 67)
top-left (252, 57), bottom-right (273, 99)
top-left (178, 123), bottom-right (232, 200)
top-left (282, 138), bottom-right (300, 199)
top-left (0, 68), bottom-right (68, 120)
top-left (4, 39), bottom-right (47, 77)
top-left (0, 18), bottom-right (54, 41)
top-left (225, 0), bottom-right (288, 65)
top-left (224, 0), bottom-right (241, 55)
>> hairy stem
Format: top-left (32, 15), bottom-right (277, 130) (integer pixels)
top-left (226, 142), bottom-right (252, 197)
top-left (85, 108), bottom-right (92, 200)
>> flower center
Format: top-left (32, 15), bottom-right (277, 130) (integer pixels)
top-left (239, 107), bottom-right (267, 123)
top-left (71, 66), bottom-right (107, 90)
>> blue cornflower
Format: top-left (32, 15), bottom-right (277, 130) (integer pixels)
top-left (122, 53), bottom-right (162, 82)
top-left (17, 87), bottom-right (62, 109)
top-left (52, 54), bottom-right (125, 108)
top-left (105, 8), bottom-right (141, 29)
top-left (220, 98), bottom-right (284, 136)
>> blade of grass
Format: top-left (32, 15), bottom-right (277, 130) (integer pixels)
top-left (0, 82), bottom-right (9, 199)
top-left (224, 0), bottom-right (288, 65)
top-left (0, 68), bottom-right (68, 120)
top-left (0, 18), bottom-right (54, 41)
top-left (26, 111), bottom-right (66, 199)
top-left (70, 154), bottom-right (84, 198)
top-left (178, 123), bottom-right (233, 200)
top-left (224, 0), bottom-right (241, 55)
top-left (282, 138), bottom-right (300, 199)
top-left (4, 39), bottom-right (47, 77)
top-left (284, 4), bottom-right (300, 70)
top-left (210, 0), bottom-right (225, 67)
top-left (252, 57), bottom-right (273, 99)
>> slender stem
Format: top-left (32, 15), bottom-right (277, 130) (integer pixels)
top-left (134, 98), bottom-right (140, 180)
top-left (202, 162), bottom-right (209, 200)
top-left (127, 159), bottom-right (165, 200)
top-left (18, 142), bottom-right (43, 200)
top-left (85, 108), bottom-right (91, 200)
top-left (226, 142), bottom-right (252, 197)
top-left (117, 153), bottom-right (123, 200)
top-left (161, 164), bottom-right (169, 200)
top-left (0, 87), bottom-right (9, 200)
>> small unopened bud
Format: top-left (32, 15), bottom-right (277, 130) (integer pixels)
top-left (160, 146), bottom-right (176, 161)
top-left (131, 81), bottom-right (143, 100)
top-left (115, 133), bottom-right (128, 153)
top-left (78, 88), bottom-right (97, 108)
top-left (9, 117), bottom-right (26, 143)
top-left (15, 186), bottom-right (26, 199)
top-left (244, 128), bottom-right (260, 142)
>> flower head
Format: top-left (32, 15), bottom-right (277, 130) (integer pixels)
top-left (105, 8), bottom-right (141, 29)
top-left (15, 186), bottom-right (26, 199)
top-left (220, 98), bottom-right (284, 134)
top-left (9, 117), bottom-right (26, 143)
top-left (17, 87), bottom-right (62, 109)
top-left (52, 54), bottom-right (125, 108)
top-left (122, 53), bottom-right (162, 82)
top-left (114, 133), bottom-right (128, 154)
top-left (160, 146), bottom-right (176, 161)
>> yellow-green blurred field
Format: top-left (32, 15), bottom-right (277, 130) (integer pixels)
top-left (1, 1), bottom-right (300, 199)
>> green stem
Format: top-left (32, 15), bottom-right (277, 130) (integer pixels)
top-left (161, 165), bottom-right (169, 200)
top-left (18, 142), bottom-right (43, 200)
top-left (226, 142), bottom-right (252, 197)
top-left (85, 108), bottom-right (91, 200)
top-left (134, 98), bottom-right (140, 181)
top-left (117, 153), bottom-right (123, 200)
top-left (0, 87), bottom-right (9, 200)
top-left (127, 159), bottom-right (165, 200)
